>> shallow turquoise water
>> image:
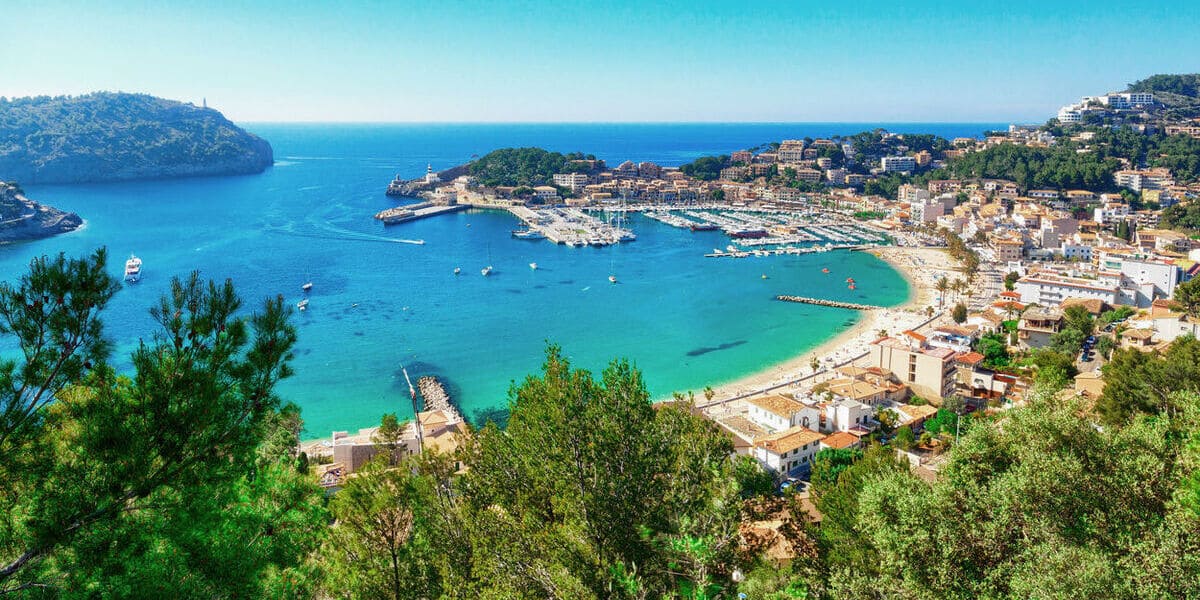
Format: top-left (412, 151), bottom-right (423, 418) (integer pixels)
top-left (3, 123), bottom-right (995, 435)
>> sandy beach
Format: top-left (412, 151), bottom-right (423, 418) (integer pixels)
top-left (699, 246), bottom-right (959, 405)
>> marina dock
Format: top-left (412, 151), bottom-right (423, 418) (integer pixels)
top-left (505, 206), bottom-right (634, 247)
top-left (775, 295), bottom-right (883, 310)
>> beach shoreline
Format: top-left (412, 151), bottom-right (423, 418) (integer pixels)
top-left (694, 246), bottom-right (956, 405)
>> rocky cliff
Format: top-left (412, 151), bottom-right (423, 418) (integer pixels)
top-left (0, 182), bottom-right (82, 243)
top-left (0, 92), bottom-right (273, 184)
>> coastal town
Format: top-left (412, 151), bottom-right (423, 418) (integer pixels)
top-left (333, 82), bottom-right (1200, 492)
top-left (10, 0), bottom-right (1200, 593)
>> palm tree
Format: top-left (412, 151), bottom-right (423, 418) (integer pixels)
top-left (935, 277), bottom-right (950, 307)
top-left (953, 278), bottom-right (968, 303)
top-left (810, 355), bottom-right (820, 374)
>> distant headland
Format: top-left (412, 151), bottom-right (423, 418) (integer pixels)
top-left (0, 92), bottom-right (273, 184)
top-left (0, 181), bottom-right (82, 243)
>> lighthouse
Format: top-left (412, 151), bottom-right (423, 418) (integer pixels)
top-left (424, 163), bottom-right (440, 184)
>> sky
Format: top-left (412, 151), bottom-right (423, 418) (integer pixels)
top-left (2, 0), bottom-right (1198, 123)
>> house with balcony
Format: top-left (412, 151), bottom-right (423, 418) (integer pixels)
top-left (1017, 306), bottom-right (1063, 349)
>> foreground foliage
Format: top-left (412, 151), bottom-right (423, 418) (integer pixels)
top-left (0, 250), bottom-right (325, 597)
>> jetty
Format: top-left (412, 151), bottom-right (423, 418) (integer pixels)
top-left (375, 202), bottom-right (466, 225)
top-left (417, 375), bottom-right (458, 416)
top-left (775, 295), bottom-right (883, 311)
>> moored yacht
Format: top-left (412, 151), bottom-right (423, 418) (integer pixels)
top-left (124, 255), bottom-right (142, 283)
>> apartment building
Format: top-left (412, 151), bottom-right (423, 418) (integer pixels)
top-left (880, 156), bottom-right (917, 173)
top-left (868, 332), bottom-right (958, 401)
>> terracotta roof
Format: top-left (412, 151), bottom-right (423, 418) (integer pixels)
top-left (902, 330), bottom-right (927, 342)
top-left (756, 426), bottom-right (824, 455)
top-left (827, 379), bottom-right (885, 401)
top-left (999, 291), bottom-right (1022, 299)
top-left (1060, 297), bottom-right (1108, 315)
top-left (956, 351), bottom-right (985, 365)
top-left (747, 394), bottom-right (805, 419)
top-left (897, 404), bottom-right (939, 422)
top-left (820, 431), bottom-right (861, 449)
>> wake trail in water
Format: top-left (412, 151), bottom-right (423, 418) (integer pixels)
top-left (265, 227), bottom-right (423, 245)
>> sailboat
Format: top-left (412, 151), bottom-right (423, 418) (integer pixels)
top-left (301, 282), bottom-right (313, 292)
top-left (529, 262), bottom-right (538, 270)
top-left (482, 243), bottom-right (493, 276)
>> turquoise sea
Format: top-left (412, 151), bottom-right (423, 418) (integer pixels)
top-left (6, 123), bottom-right (1000, 435)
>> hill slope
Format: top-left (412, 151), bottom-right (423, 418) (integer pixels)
top-left (0, 93), bottom-right (273, 184)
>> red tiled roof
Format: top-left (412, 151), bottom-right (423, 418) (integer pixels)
top-left (821, 431), bottom-right (861, 449)
top-left (956, 351), bottom-right (985, 365)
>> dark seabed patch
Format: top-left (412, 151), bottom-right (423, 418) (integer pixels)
top-left (558, 280), bottom-right (574, 285)
top-left (686, 340), bottom-right (748, 357)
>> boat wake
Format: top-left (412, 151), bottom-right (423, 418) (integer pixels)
top-left (265, 225), bottom-right (425, 246)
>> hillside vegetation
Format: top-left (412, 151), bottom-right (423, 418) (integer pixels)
top-left (0, 92), bottom-right (273, 183)
top-left (467, 147), bottom-right (593, 187)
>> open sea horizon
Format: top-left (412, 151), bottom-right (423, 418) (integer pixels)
top-left (5, 122), bottom-right (1003, 436)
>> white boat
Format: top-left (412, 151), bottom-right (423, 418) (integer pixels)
top-left (529, 262), bottom-right (538, 270)
top-left (296, 299), bottom-right (309, 311)
top-left (454, 267), bottom-right (461, 275)
top-left (124, 255), bottom-right (142, 283)
top-left (301, 282), bottom-right (313, 292)
top-left (481, 266), bottom-right (493, 277)
top-left (512, 229), bottom-right (547, 240)
top-left (608, 275), bottom-right (617, 284)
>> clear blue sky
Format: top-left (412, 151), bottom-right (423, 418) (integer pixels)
top-left (2, 0), bottom-right (1198, 123)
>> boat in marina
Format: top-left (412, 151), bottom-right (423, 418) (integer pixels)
top-left (729, 228), bottom-right (768, 239)
top-left (297, 299), bottom-right (309, 311)
top-left (124, 255), bottom-right (142, 283)
top-left (512, 229), bottom-right (547, 240)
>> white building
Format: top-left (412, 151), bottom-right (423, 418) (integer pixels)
top-left (1093, 202), bottom-right (1130, 224)
top-left (824, 398), bottom-right (875, 433)
top-left (752, 426), bottom-right (825, 476)
top-left (1015, 273), bottom-right (1120, 306)
top-left (1060, 241), bottom-right (1094, 261)
top-left (880, 156), bottom-right (917, 173)
top-left (745, 394), bottom-right (820, 433)
top-left (552, 173), bottom-right (589, 191)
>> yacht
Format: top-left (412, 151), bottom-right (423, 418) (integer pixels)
top-left (512, 229), bottom-right (547, 240)
top-left (481, 266), bottom-right (493, 277)
top-left (529, 262), bottom-right (538, 270)
top-left (454, 267), bottom-right (461, 275)
top-left (124, 255), bottom-right (142, 283)
top-left (608, 275), bottom-right (617, 284)
top-left (301, 282), bottom-right (313, 292)
top-left (296, 299), bottom-right (309, 311)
